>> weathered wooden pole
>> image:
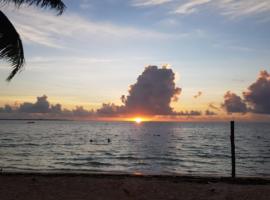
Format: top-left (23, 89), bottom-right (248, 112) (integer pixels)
top-left (230, 121), bottom-right (236, 178)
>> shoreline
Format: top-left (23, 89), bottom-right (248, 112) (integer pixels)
top-left (1, 173), bottom-right (270, 200)
top-left (2, 172), bottom-right (270, 184)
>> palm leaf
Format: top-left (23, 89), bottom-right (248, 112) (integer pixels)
top-left (0, 0), bottom-right (66, 15)
top-left (0, 10), bottom-right (24, 81)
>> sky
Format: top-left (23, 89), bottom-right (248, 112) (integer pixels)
top-left (0, 0), bottom-right (270, 121)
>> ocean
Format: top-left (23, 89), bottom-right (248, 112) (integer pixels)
top-left (0, 120), bottom-right (269, 177)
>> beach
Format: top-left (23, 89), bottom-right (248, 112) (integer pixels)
top-left (1, 173), bottom-right (270, 200)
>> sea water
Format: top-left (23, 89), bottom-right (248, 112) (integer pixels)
top-left (0, 120), bottom-right (269, 177)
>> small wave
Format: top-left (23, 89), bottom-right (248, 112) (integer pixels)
top-left (114, 156), bottom-right (140, 160)
top-left (0, 143), bottom-right (40, 147)
top-left (62, 161), bottom-right (113, 167)
top-left (104, 152), bottom-right (113, 156)
top-left (1, 138), bottom-right (13, 141)
top-left (71, 157), bottom-right (94, 161)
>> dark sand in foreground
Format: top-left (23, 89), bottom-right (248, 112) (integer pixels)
top-left (1, 173), bottom-right (270, 200)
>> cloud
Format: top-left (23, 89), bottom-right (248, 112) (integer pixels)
top-left (0, 66), bottom-right (204, 119)
top-left (174, 0), bottom-right (211, 14)
top-left (222, 91), bottom-right (247, 114)
top-left (0, 105), bottom-right (13, 113)
top-left (96, 103), bottom-right (125, 116)
top-left (95, 65), bottom-right (203, 117)
top-left (18, 95), bottom-right (51, 113)
top-left (175, 110), bottom-right (202, 116)
top-left (208, 103), bottom-right (220, 111)
top-left (193, 91), bottom-right (202, 99)
top-left (80, 0), bottom-right (92, 9)
top-left (216, 0), bottom-right (270, 18)
top-left (243, 70), bottom-right (270, 114)
top-left (0, 95), bottom-right (94, 118)
top-left (205, 110), bottom-right (217, 116)
top-left (4, 5), bottom-right (174, 49)
top-left (222, 70), bottom-right (270, 116)
top-left (70, 106), bottom-right (94, 117)
top-left (133, 0), bottom-right (172, 7)
top-left (134, 0), bottom-right (270, 19)
top-left (121, 65), bottom-right (182, 115)
top-left (178, 0), bottom-right (270, 18)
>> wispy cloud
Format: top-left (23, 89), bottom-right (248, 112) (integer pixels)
top-left (4, 6), bottom-right (174, 49)
top-left (174, 0), bottom-right (211, 15)
top-left (133, 0), bottom-right (270, 19)
top-left (133, 0), bottom-right (172, 7)
top-left (179, 0), bottom-right (270, 18)
top-left (80, 0), bottom-right (92, 10)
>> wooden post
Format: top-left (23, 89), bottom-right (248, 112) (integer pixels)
top-left (230, 121), bottom-right (236, 178)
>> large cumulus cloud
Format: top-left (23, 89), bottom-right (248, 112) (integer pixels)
top-left (18, 95), bottom-right (51, 113)
top-left (222, 70), bottom-right (270, 115)
top-left (121, 65), bottom-right (181, 115)
top-left (222, 91), bottom-right (247, 114)
top-left (243, 70), bottom-right (270, 114)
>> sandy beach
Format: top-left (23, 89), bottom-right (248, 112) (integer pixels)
top-left (0, 173), bottom-right (270, 200)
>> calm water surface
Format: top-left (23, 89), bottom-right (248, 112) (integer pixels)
top-left (0, 120), bottom-right (269, 177)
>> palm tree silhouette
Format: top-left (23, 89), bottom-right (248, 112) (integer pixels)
top-left (0, 0), bottom-right (66, 81)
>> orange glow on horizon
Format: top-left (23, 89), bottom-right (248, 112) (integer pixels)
top-left (134, 117), bottom-right (142, 124)
top-left (128, 116), bottom-right (151, 123)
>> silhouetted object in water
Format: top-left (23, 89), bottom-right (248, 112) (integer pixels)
top-left (230, 121), bottom-right (236, 178)
top-left (89, 139), bottom-right (93, 143)
top-left (107, 138), bottom-right (111, 143)
top-left (0, 0), bottom-right (66, 81)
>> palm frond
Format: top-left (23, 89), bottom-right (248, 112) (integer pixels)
top-left (0, 0), bottom-right (66, 15)
top-left (0, 10), bottom-right (24, 81)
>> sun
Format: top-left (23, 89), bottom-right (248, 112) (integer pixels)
top-left (134, 117), bottom-right (142, 124)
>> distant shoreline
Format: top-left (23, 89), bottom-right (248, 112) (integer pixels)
top-left (1, 172), bottom-right (270, 185)
top-left (0, 118), bottom-right (72, 121)
top-left (1, 119), bottom-right (270, 123)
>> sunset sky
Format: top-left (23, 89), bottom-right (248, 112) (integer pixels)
top-left (0, 0), bottom-right (270, 121)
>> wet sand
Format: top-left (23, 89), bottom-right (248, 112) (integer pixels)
top-left (0, 173), bottom-right (270, 200)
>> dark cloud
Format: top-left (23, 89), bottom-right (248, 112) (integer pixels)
top-left (193, 91), bottom-right (202, 99)
top-left (96, 103), bottom-right (125, 116)
top-left (222, 91), bottom-right (247, 114)
top-left (175, 110), bottom-right (202, 116)
top-left (51, 104), bottom-right (62, 114)
top-left (96, 66), bottom-right (202, 117)
top-left (71, 106), bottom-right (94, 117)
top-left (0, 105), bottom-right (13, 113)
top-left (0, 95), bottom-right (94, 118)
top-left (205, 110), bottom-right (217, 116)
top-left (243, 70), bottom-right (270, 114)
top-left (18, 95), bottom-right (50, 113)
top-left (121, 65), bottom-right (181, 115)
